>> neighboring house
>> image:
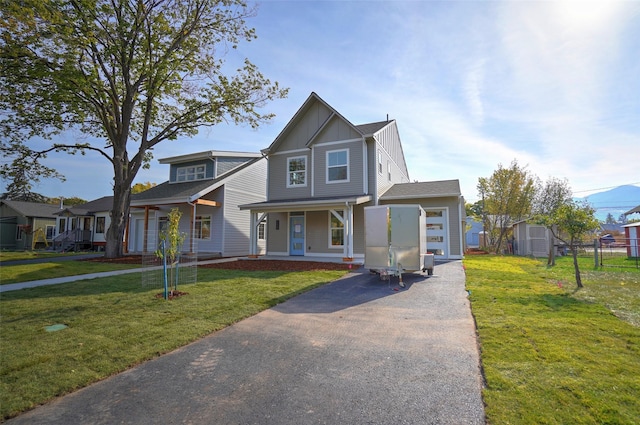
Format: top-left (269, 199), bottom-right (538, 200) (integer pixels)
top-left (512, 220), bottom-right (557, 258)
top-left (465, 217), bottom-right (483, 249)
top-left (0, 200), bottom-right (62, 250)
top-left (240, 92), bottom-right (466, 261)
top-left (622, 222), bottom-right (640, 258)
top-left (54, 196), bottom-right (114, 252)
top-left (128, 150), bottom-right (267, 257)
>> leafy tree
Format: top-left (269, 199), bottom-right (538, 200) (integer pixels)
top-left (533, 177), bottom-right (572, 266)
top-left (1, 150), bottom-right (62, 202)
top-left (465, 200), bottom-right (483, 219)
top-left (48, 197), bottom-right (87, 207)
top-left (132, 182), bottom-right (157, 194)
top-left (477, 160), bottom-right (539, 253)
top-left (1, 0), bottom-right (288, 258)
top-left (545, 201), bottom-right (599, 288)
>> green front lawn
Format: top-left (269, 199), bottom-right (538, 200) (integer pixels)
top-left (0, 268), bottom-right (348, 420)
top-left (465, 255), bottom-right (640, 424)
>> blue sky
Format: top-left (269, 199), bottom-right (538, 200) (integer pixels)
top-left (20, 0), bottom-right (640, 203)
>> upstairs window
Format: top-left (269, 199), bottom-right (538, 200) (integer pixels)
top-left (176, 164), bottom-right (206, 182)
top-left (387, 161), bottom-right (391, 181)
top-left (327, 149), bottom-right (349, 183)
top-left (287, 156), bottom-right (307, 187)
top-left (377, 150), bottom-right (383, 174)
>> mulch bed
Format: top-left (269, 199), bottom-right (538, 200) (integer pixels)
top-left (83, 255), bottom-right (354, 272)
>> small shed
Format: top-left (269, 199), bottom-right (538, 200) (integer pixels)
top-left (622, 222), bottom-right (640, 258)
top-left (512, 220), bottom-right (553, 258)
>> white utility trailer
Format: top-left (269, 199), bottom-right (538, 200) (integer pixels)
top-left (364, 204), bottom-right (434, 287)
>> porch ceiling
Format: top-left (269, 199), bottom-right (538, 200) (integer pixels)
top-left (239, 195), bottom-right (372, 213)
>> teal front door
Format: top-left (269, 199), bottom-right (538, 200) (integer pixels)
top-left (289, 216), bottom-right (304, 256)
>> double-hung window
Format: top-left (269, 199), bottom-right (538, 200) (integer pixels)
top-left (176, 164), bottom-right (206, 182)
top-left (287, 156), bottom-right (306, 187)
top-left (194, 215), bottom-right (211, 239)
top-left (95, 217), bottom-right (106, 234)
top-left (327, 149), bottom-right (348, 183)
top-left (329, 210), bottom-right (344, 247)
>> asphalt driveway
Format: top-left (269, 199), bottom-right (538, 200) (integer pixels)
top-left (7, 260), bottom-right (485, 424)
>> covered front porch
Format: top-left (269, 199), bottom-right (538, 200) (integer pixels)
top-left (240, 195), bottom-right (372, 261)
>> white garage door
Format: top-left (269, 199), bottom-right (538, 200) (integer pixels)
top-left (425, 209), bottom-right (448, 259)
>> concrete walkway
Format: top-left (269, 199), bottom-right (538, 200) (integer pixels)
top-left (6, 260), bottom-right (485, 424)
top-left (0, 257), bottom-right (238, 293)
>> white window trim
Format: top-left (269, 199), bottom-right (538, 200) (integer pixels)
top-left (377, 150), bottom-right (383, 175)
top-left (175, 163), bottom-right (206, 182)
top-left (194, 215), bottom-right (212, 240)
top-left (328, 209), bottom-right (345, 248)
top-left (326, 149), bottom-right (349, 184)
top-left (387, 160), bottom-right (391, 181)
top-left (287, 156), bottom-right (307, 188)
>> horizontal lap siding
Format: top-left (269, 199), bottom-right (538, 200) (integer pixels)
top-left (221, 160), bottom-right (267, 256)
top-left (268, 153), bottom-right (311, 201)
top-left (313, 141), bottom-right (364, 198)
top-left (267, 212), bottom-right (288, 253)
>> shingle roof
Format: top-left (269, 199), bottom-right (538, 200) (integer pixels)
top-left (131, 157), bottom-right (263, 204)
top-left (355, 120), bottom-right (393, 136)
top-left (55, 196), bottom-right (114, 216)
top-left (380, 180), bottom-right (461, 200)
top-left (1, 200), bottom-right (65, 218)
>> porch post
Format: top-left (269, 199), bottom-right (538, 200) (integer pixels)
top-left (249, 212), bottom-right (257, 256)
top-left (346, 204), bottom-right (354, 259)
top-left (143, 206), bottom-right (149, 253)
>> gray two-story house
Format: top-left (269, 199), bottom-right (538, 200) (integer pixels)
top-left (241, 92), bottom-right (465, 261)
top-left (129, 150), bottom-right (267, 257)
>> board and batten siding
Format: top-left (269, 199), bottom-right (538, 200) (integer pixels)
top-left (276, 101), bottom-right (333, 152)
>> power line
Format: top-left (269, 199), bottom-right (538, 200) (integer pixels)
top-left (573, 182), bottom-right (640, 194)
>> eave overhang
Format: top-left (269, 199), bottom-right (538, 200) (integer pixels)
top-left (239, 195), bottom-right (373, 213)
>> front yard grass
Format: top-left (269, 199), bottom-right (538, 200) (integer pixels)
top-left (0, 268), bottom-right (348, 420)
top-left (465, 255), bottom-right (640, 424)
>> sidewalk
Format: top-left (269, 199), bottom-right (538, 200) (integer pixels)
top-left (5, 260), bottom-right (486, 424)
top-left (0, 257), bottom-right (238, 293)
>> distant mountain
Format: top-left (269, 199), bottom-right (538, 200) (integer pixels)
top-left (575, 185), bottom-right (640, 222)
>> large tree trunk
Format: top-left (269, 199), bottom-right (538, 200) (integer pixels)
top-left (104, 144), bottom-right (137, 258)
top-left (105, 183), bottom-right (132, 258)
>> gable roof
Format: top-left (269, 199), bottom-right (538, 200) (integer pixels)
top-left (56, 196), bottom-right (114, 216)
top-left (0, 200), bottom-right (65, 218)
top-left (624, 205), bottom-right (640, 216)
top-left (158, 150), bottom-right (261, 165)
top-left (131, 157), bottom-right (264, 205)
top-left (263, 92), bottom-right (359, 154)
top-left (380, 179), bottom-right (462, 200)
